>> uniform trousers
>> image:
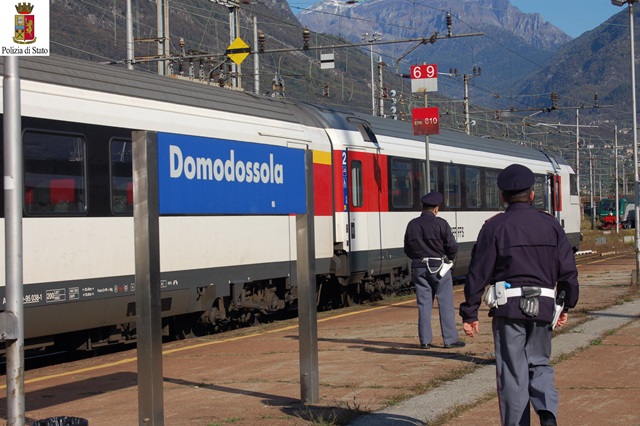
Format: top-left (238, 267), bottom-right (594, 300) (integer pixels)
top-left (413, 267), bottom-right (459, 346)
top-left (492, 316), bottom-right (558, 426)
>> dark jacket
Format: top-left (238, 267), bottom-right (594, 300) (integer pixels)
top-left (404, 211), bottom-right (458, 270)
top-left (459, 202), bottom-right (579, 323)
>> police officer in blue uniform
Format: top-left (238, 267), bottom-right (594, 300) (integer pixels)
top-left (459, 164), bottom-right (579, 426)
top-left (404, 191), bottom-right (465, 349)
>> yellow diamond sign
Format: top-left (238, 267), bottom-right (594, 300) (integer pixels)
top-left (226, 37), bottom-right (251, 65)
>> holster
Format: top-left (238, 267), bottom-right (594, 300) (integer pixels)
top-left (483, 281), bottom-right (508, 308)
top-left (519, 286), bottom-right (541, 317)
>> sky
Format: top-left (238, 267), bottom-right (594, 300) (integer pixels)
top-left (286, 0), bottom-right (624, 39)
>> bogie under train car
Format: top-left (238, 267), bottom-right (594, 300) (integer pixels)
top-left (0, 56), bottom-right (581, 352)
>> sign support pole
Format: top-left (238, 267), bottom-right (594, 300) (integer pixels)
top-left (410, 63), bottom-right (439, 191)
top-left (424, 91), bottom-right (431, 191)
top-left (297, 150), bottom-right (319, 404)
top-left (133, 130), bottom-right (165, 425)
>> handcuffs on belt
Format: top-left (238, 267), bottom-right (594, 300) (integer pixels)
top-left (421, 256), bottom-right (453, 277)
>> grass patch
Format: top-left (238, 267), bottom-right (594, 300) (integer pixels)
top-left (292, 393), bottom-right (372, 425)
top-left (429, 391), bottom-right (498, 426)
top-left (207, 419), bottom-right (245, 426)
top-left (380, 364), bottom-right (479, 408)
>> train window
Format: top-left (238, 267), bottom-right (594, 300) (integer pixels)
top-left (533, 175), bottom-right (547, 210)
top-left (465, 167), bottom-right (481, 208)
top-left (390, 158), bottom-right (413, 208)
top-left (569, 173), bottom-right (578, 196)
top-left (444, 164), bottom-right (461, 208)
top-left (23, 130), bottom-right (87, 215)
top-left (351, 121), bottom-right (379, 145)
top-left (351, 160), bottom-right (363, 207)
top-left (416, 161), bottom-right (427, 199)
top-left (429, 161), bottom-right (438, 192)
top-left (110, 139), bottom-right (133, 214)
top-left (485, 169), bottom-right (502, 209)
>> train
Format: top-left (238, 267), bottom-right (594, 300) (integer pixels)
top-left (0, 55), bottom-right (581, 352)
top-left (599, 196), bottom-right (635, 229)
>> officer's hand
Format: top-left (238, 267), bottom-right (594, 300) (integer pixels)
top-left (554, 312), bottom-right (568, 328)
top-left (463, 321), bottom-right (479, 338)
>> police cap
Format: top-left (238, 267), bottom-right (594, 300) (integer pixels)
top-left (497, 164), bottom-right (535, 192)
top-left (421, 191), bottom-right (443, 207)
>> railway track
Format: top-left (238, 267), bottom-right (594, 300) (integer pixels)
top-left (3, 250), bottom-right (617, 374)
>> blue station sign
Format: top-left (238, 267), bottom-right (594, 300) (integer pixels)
top-left (157, 132), bottom-right (306, 215)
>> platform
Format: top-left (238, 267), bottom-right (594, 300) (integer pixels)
top-left (1, 254), bottom-right (638, 425)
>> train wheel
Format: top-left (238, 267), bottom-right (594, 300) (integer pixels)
top-left (169, 314), bottom-right (195, 340)
top-left (341, 287), bottom-right (354, 307)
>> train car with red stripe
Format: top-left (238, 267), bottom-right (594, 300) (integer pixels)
top-left (0, 56), bottom-right (580, 351)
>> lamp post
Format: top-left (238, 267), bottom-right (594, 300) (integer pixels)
top-left (362, 32), bottom-right (381, 116)
top-left (612, 0), bottom-right (640, 283)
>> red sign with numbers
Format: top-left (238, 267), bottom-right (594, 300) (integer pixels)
top-left (412, 107), bottom-right (440, 135)
top-left (410, 64), bottom-right (438, 93)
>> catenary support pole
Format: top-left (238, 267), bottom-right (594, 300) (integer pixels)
top-left (630, 2), bottom-right (640, 284)
top-left (127, 0), bottom-right (134, 70)
top-left (3, 55), bottom-right (26, 426)
top-left (615, 126), bottom-right (620, 233)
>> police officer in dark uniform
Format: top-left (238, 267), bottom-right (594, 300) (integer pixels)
top-left (404, 191), bottom-right (464, 349)
top-left (459, 164), bottom-right (579, 426)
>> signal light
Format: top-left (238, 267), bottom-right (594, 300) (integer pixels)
top-left (258, 30), bottom-right (265, 53)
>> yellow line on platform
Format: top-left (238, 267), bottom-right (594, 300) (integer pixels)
top-left (2, 299), bottom-right (417, 389)
top-left (581, 254), bottom-right (627, 264)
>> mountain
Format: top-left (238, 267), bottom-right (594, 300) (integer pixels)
top-left (297, 0), bottom-right (572, 100)
top-left (512, 10), bottom-right (633, 132)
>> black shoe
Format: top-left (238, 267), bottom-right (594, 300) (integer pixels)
top-left (539, 410), bottom-right (557, 426)
top-left (420, 343), bottom-right (431, 349)
top-left (443, 341), bottom-right (466, 349)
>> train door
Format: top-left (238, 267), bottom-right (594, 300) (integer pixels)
top-left (346, 147), bottom-right (384, 276)
top-left (532, 174), bottom-right (554, 216)
top-left (551, 174), bottom-right (562, 219)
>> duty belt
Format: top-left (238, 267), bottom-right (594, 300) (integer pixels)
top-left (505, 287), bottom-right (555, 299)
top-left (421, 257), bottom-right (452, 276)
top-left (484, 282), bottom-right (555, 310)
top-left (485, 282), bottom-right (557, 318)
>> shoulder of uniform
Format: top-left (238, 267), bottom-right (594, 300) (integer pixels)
top-left (537, 210), bottom-right (555, 217)
top-left (485, 212), bottom-right (502, 223)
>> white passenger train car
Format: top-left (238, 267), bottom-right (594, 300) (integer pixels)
top-left (0, 56), bottom-right (580, 351)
